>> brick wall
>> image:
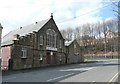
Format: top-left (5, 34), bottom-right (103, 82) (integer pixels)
top-left (1, 46), bottom-right (11, 69)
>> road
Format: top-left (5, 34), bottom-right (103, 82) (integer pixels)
top-left (2, 59), bottom-right (120, 83)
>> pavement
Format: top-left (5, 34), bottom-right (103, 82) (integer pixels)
top-left (2, 58), bottom-right (120, 84)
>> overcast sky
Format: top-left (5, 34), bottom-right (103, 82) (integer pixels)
top-left (0, 0), bottom-right (119, 37)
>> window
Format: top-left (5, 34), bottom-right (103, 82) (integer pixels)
top-left (39, 54), bottom-right (43, 61)
top-left (40, 35), bottom-right (43, 45)
top-left (21, 48), bottom-right (27, 58)
top-left (46, 29), bottom-right (56, 47)
top-left (74, 43), bottom-right (76, 48)
top-left (60, 40), bottom-right (62, 48)
top-left (74, 43), bottom-right (77, 54)
top-left (59, 55), bottom-right (62, 61)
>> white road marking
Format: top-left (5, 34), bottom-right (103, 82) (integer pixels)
top-left (92, 81), bottom-right (96, 83)
top-left (46, 73), bottom-right (74, 82)
top-left (109, 71), bottom-right (120, 83)
top-left (4, 77), bottom-right (17, 81)
top-left (59, 67), bottom-right (96, 72)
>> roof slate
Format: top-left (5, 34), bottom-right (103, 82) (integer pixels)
top-left (65, 40), bottom-right (74, 46)
top-left (2, 18), bottom-right (51, 46)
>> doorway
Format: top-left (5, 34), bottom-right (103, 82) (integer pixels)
top-left (46, 53), bottom-right (50, 64)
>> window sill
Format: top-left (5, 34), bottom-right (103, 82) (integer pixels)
top-left (40, 44), bottom-right (43, 46)
top-left (21, 57), bottom-right (27, 59)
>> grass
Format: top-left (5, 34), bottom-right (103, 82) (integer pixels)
top-left (83, 53), bottom-right (119, 57)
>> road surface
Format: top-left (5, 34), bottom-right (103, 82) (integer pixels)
top-left (2, 59), bottom-right (120, 83)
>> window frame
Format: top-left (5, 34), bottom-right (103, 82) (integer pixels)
top-left (40, 35), bottom-right (43, 46)
top-left (21, 48), bottom-right (27, 58)
top-left (46, 29), bottom-right (56, 48)
top-left (60, 40), bottom-right (62, 48)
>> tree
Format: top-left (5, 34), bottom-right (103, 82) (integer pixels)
top-left (61, 27), bottom-right (74, 41)
top-left (102, 21), bottom-right (108, 57)
top-left (66, 27), bottom-right (74, 41)
top-left (60, 29), bottom-right (67, 40)
top-left (74, 26), bottom-right (82, 41)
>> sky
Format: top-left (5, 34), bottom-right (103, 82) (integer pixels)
top-left (0, 0), bottom-right (119, 37)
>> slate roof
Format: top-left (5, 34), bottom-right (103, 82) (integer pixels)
top-left (2, 18), bottom-right (51, 46)
top-left (65, 40), bottom-right (74, 46)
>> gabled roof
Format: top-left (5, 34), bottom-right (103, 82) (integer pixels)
top-left (65, 39), bottom-right (74, 46)
top-left (2, 18), bottom-right (51, 46)
top-left (65, 39), bottom-right (80, 47)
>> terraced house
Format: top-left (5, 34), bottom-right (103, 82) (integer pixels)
top-left (1, 15), bottom-right (66, 70)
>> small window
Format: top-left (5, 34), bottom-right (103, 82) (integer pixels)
top-left (40, 35), bottom-right (43, 45)
top-left (60, 40), bottom-right (62, 48)
top-left (21, 48), bottom-right (27, 58)
top-left (59, 55), bottom-right (62, 61)
top-left (74, 43), bottom-right (76, 48)
top-left (39, 54), bottom-right (43, 61)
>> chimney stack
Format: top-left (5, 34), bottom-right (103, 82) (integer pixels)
top-left (51, 13), bottom-right (53, 18)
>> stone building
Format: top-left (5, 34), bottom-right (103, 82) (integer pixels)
top-left (0, 23), bottom-right (3, 59)
top-left (1, 15), bottom-right (65, 70)
top-left (65, 40), bottom-right (82, 64)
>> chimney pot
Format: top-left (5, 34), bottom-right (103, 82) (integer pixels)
top-left (51, 13), bottom-right (53, 18)
top-left (20, 27), bottom-right (22, 29)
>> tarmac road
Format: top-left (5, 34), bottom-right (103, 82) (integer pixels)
top-left (2, 58), bottom-right (120, 83)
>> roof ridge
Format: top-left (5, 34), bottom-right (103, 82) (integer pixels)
top-left (37, 18), bottom-right (51, 22)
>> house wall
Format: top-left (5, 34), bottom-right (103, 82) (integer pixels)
top-left (31, 18), bottom-right (65, 67)
top-left (76, 41), bottom-right (81, 63)
top-left (1, 46), bottom-right (11, 69)
top-left (9, 18), bottom-right (65, 70)
top-left (68, 43), bottom-right (74, 64)
top-left (66, 40), bottom-right (81, 64)
top-left (11, 44), bottom-right (33, 70)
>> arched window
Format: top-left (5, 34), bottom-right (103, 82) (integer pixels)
top-left (46, 29), bottom-right (56, 48)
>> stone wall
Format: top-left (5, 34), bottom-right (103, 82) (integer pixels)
top-left (10, 18), bottom-right (66, 70)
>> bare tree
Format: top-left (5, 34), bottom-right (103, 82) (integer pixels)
top-left (93, 22), bottom-right (103, 52)
top-left (66, 27), bottom-right (74, 41)
top-left (74, 26), bottom-right (81, 40)
top-left (95, 22), bottom-right (102, 39)
top-left (60, 29), bottom-right (67, 40)
top-left (105, 19), bottom-right (118, 53)
top-left (82, 24), bottom-right (90, 36)
top-left (60, 17), bottom-right (118, 57)
top-left (102, 20), bottom-right (108, 57)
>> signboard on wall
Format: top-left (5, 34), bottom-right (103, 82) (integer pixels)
top-left (46, 47), bottom-right (57, 51)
